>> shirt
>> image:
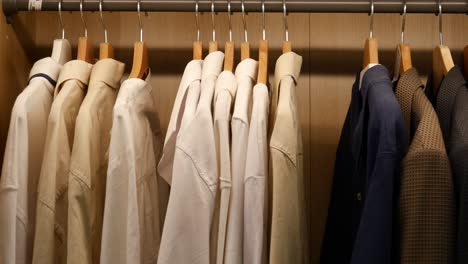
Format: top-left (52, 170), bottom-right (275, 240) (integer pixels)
top-left (321, 65), bottom-right (406, 264)
top-left (100, 73), bottom-right (166, 264)
top-left (396, 68), bottom-right (455, 264)
top-left (426, 66), bottom-right (468, 264)
top-left (0, 57), bottom-right (61, 264)
top-left (225, 58), bottom-right (258, 264)
top-left (244, 83), bottom-right (270, 264)
top-left (158, 60), bottom-right (203, 185)
top-left (269, 52), bottom-right (308, 264)
top-left (158, 51), bottom-right (224, 264)
top-left (33, 60), bottom-right (92, 264)
top-left (67, 59), bottom-right (125, 264)
top-left (213, 70), bottom-right (238, 264)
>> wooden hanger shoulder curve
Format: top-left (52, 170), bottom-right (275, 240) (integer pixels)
top-left (432, 45), bottom-right (454, 90)
top-left (224, 41), bottom-right (234, 72)
top-left (128, 41), bottom-right (149, 79)
top-left (257, 39), bottom-right (269, 85)
top-left (77, 37), bottom-right (94, 64)
top-left (99, 42), bottom-right (114, 60)
top-left (363, 37), bottom-right (379, 69)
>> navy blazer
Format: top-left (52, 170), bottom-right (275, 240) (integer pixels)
top-left (321, 65), bottom-right (406, 264)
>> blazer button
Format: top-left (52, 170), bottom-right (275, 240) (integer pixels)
top-left (356, 192), bottom-right (362, 201)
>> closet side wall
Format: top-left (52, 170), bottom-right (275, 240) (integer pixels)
top-left (1, 11), bottom-right (467, 264)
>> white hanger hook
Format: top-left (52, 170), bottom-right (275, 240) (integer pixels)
top-left (369, 0), bottom-right (374, 39)
top-left (58, 0), bottom-right (64, 39)
top-left (195, 0), bottom-right (200, 41)
top-left (401, 0), bottom-right (407, 43)
top-left (99, 0), bottom-right (108, 43)
top-left (137, 0), bottom-right (143, 42)
top-left (438, 0), bottom-right (443, 45)
top-left (211, 0), bottom-right (216, 42)
top-left (283, 0), bottom-right (289, 42)
top-left (79, 0), bottom-right (87, 38)
top-left (241, 0), bottom-right (248, 42)
top-left (261, 0), bottom-right (266, 41)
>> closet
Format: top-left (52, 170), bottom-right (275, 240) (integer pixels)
top-left (0, 1), bottom-right (467, 263)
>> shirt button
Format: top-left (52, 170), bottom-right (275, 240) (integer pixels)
top-left (356, 192), bottom-right (362, 201)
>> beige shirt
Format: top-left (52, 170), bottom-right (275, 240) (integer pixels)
top-left (0, 57), bottom-right (62, 264)
top-left (244, 83), bottom-right (269, 264)
top-left (100, 73), bottom-right (166, 264)
top-left (158, 51), bottom-right (224, 264)
top-left (158, 60), bottom-right (202, 185)
top-left (66, 59), bottom-right (124, 264)
top-left (33, 60), bottom-right (92, 264)
top-left (213, 70), bottom-right (238, 264)
top-left (225, 59), bottom-right (258, 264)
top-left (269, 52), bottom-right (308, 264)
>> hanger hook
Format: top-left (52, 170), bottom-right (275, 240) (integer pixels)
top-left (261, 0), bottom-right (266, 41)
top-left (195, 0), bottom-right (200, 41)
top-left (228, 0), bottom-right (232, 42)
top-left (241, 0), bottom-right (248, 42)
top-left (211, 0), bottom-right (216, 42)
top-left (99, 0), bottom-right (108, 43)
top-left (438, 0), bottom-right (443, 45)
top-left (283, 0), bottom-right (288, 42)
top-left (137, 0), bottom-right (143, 42)
top-left (400, 0), bottom-right (406, 43)
top-left (80, 0), bottom-right (87, 38)
top-left (58, 0), bottom-right (64, 39)
top-left (369, 0), bottom-right (374, 39)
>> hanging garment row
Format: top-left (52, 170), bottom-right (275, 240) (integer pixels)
top-left (0, 0), bottom-right (468, 264)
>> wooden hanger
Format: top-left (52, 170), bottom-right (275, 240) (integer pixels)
top-left (129, 0), bottom-right (149, 79)
top-left (464, 45), bottom-right (468, 80)
top-left (282, 41), bottom-right (292, 54)
top-left (363, 37), bottom-right (379, 69)
top-left (129, 41), bottom-right (149, 79)
top-left (193, 1), bottom-right (203, 60)
top-left (209, 41), bottom-right (218, 53)
top-left (257, 39), bottom-right (268, 85)
top-left (241, 42), bottom-right (250, 61)
top-left (77, 0), bottom-right (94, 63)
top-left (99, 43), bottom-right (114, 60)
top-left (209, 0), bottom-right (218, 54)
top-left (240, 0), bottom-right (250, 60)
top-left (224, 41), bottom-right (234, 72)
top-left (432, 44), bottom-right (454, 89)
top-left (398, 43), bottom-right (412, 75)
top-left (98, 0), bottom-right (114, 60)
top-left (77, 37), bottom-right (94, 63)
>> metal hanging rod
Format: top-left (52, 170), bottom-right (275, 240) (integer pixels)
top-left (3, 0), bottom-right (467, 22)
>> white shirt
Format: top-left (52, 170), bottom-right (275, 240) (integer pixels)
top-left (213, 70), bottom-right (238, 264)
top-left (158, 60), bottom-right (202, 185)
top-left (244, 83), bottom-right (269, 264)
top-left (0, 57), bottom-right (61, 264)
top-left (224, 59), bottom-right (258, 264)
top-left (100, 73), bottom-right (166, 264)
top-left (158, 51), bottom-right (224, 264)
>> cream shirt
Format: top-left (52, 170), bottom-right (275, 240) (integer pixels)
top-left (158, 51), bottom-right (224, 264)
top-left (33, 60), bottom-right (92, 264)
top-left (100, 73), bottom-right (166, 264)
top-left (158, 60), bottom-right (202, 185)
top-left (66, 59), bottom-right (125, 264)
top-left (244, 83), bottom-right (269, 264)
top-left (0, 57), bottom-right (62, 264)
top-left (269, 52), bottom-right (308, 264)
top-left (225, 59), bottom-right (258, 264)
top-left (213, 71), bottom-right (238, 264)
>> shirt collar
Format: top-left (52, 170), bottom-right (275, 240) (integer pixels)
top-left (56, 60), bottom-right (93, 90)
top-left (215, 70), bottom-right (237, 101)
top-left (274, 52), bottom-right (302, 85)
top-left (395, 67), bottom-right (424, 146)
top-left (180, 59), bottom-right (202, 91)
top-left (235, 58), bottom-right (258, 81)
top-left (29, 57), bottom-right (62, 81)
top-left (360, 64), bottom-right (391, 102)
top-left (435, 66), bottom-right (466, 141)
top-left (89, 58), bottom-right (125, 89)
top-left (202, 51), bottom-right (224, 80)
